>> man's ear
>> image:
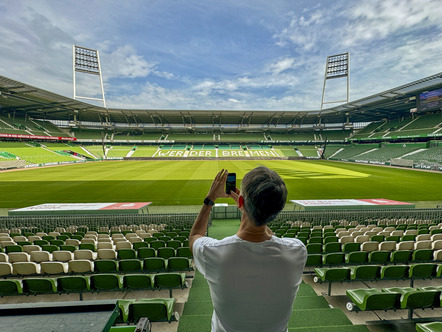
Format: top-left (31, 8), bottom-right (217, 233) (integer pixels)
top-left (238, 195), bottom-right (244, 209)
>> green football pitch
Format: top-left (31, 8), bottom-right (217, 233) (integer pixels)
top-left (0, 159), bottom-right (441, 208)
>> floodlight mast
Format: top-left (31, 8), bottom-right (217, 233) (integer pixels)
top-left (73, 45), bottom-right (107, 108)
top-left (319, 52), bottom-right (350, 121)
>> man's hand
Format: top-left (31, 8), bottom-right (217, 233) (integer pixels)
top-left (206, 169), bottom-right (229, 201)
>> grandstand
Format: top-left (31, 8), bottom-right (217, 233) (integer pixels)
top-left (0, 72), bottom-right (442, 331)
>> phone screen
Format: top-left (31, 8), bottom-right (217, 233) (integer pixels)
top-left (226, 173), bottom-right (236, 194)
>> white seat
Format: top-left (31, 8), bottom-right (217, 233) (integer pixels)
top-left (115, 241), bottom-right (132, 250)
top-left (354, 235), bottom-right (369, 243)
top-left (8, 252), bottom-right (30, 263)
top-left (416, 234), bottom-right (431, 241)
top-left (31, 251), bottom-right (52, 263)
top-left (415, 240), bottom-right (432, 250)
top-left (0, 253), bottom-right (8, 262)
top-left (40, 261), bottom-right (68, 274)
top-left (68, 260), bottom-right (93, 273)
top-left (431, 234), bottom-right (442, 241)
top-left (339, 236), bottom-right (353, 244)
top-left (404, 230), bottom-right (418, 235)
top-left (432, 240), bottom-right (442, 250)
top-left (97, 249), bottom-right (117, 260)
top-left (361, 241), bottom-right (379, 252)
top-left (434, 249), bottom-right (442, 261)
top-left (396, 241), bottom-right (414, 250)
top-left (52, 250), bottom-right (74, 262)
top-left (0, 262), bottom-right (12, 276)
top-left (97, 242), bottom-right (113, 250)
top-left (65, 239), bottom-right (80, 246)
top-left (13, 262), bottom-right (40, 275)
top-left (74, 249), bottom-right (96, 260)
top-left (23, 245), bottom-right (41, 254)
top-left (378, 241), bottom-right (396, 251)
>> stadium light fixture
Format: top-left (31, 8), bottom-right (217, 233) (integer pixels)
top-left (73, 45), bottom-right (107, 108)
top-left (320, 52), bottom-right (350, 113)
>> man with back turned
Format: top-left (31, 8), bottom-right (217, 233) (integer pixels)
top-left (190, 166), bottom-right (307, 332)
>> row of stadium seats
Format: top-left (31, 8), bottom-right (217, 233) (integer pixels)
top-left (0, 245), bottom-right (192, 263)
top-left (0, 257), bottom-right (192, 276)
top-left (314, 263), bottom-right (442, 295)
top-left (345, 286), bottom-right (442, 319)
top-left (305, 249), bottom-right (442, 267)
top-left (0, 273), bottom-right (187, 300)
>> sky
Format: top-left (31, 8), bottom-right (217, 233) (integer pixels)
top-left (1, 0), bottom-right (442, 111)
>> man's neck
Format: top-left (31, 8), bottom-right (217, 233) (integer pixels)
top-left (236, 216), bottom-right (272, 242)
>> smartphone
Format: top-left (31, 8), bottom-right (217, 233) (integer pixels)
top-left (226, 173), bottom-right (236, 194)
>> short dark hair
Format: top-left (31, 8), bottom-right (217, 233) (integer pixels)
top-left (241, 166), bottom-right (287, 226)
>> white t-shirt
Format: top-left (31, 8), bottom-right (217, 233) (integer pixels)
top-left (193, 234), bottom-right (307, 332)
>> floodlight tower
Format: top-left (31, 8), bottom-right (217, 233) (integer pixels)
top-left (319, 52), bottom-right (350, 117)
top-left (73, 45), bottom-right (107, 108)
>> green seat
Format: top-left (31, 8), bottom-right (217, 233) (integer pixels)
top-left (412, 249), bottom-right (433, 263)
top-left (79, 243), bottom-right (96, 251)
top-left (368, 251), bottom-right (390, 264)
top-left (5, 245), bottom-right (22, 253)
top-left (138, 247), bottom-right (156, 259)
top-left (323, 252), bottom-right (345, 266)
top-left (346, 288), bottom-right (401, 311)
top-left (343, 242), bottom-right (361, 253)
top-left (0, 279), bottom-right (23, 296)
top-left (157, 247), bottom-right (175, 259)
top-left (144, 237), bottom-right (156, 244)
top-left (350, 265), bottom-right (381, 280)
top-left (23, 278), bottom-right (58, 295)
top-left (305, 254), bottom-right (322, 267)
top-left (57, 276), bottom-right (90, 300)
top-left (386, 235), bottom-right (400, 242)
top-left (94, 260), bottom-right (118, 273)
top-left (132, 242), bottom-right (148, 250)
top-left (416, 322), bottom-right (442, 332)
top-left (323, 236), bottom-right (338, 244)
top-left (59, 245), bottom-right (77, 253)
top-left (306, 243), bottom-right (322, 254)
top-left (313, 267), bottom-right (350, 295)
top-left (34, 240), bottom-right (49, 246)
top-left (57, 235), bottom-right (69, 241)
top-left (401, 235), bottom-right (416, 242)
top-left (150, 240), bottom-right (166, 250)
top-left (409, 264), bottom-right (438, 286)
top-left (143, 257), bottom-right (167, 272)
top-left (370, 235), bottom-right (384, 242)
top-left (175, 236), bottom-right (187, 243)
top-left (117, 249), bottom-right (137, 260)
top-left (390, 250), bottom-right (412, 263)
top-left (167, 257), bottom-right (192, 271)
top-left (50, 239), bottom-right (65, 246)
top-left (127, 298), bottom-right (177, 323)
top-left (308, 237), bottom-right (322, 245)
top-left (41, 245), bottom-right (59, 253)
top-left (152, 233), bottom-right (162, 239)
top-left (383, 287), bottom-right (441, 318)
top-left (380, 265), bottom-right (409, 280)
top-left (119, 259), bottom-right (142, 273)
top-left (16, 241), bottom-right (31, 246)
top-left (166, 240), bottom-right (182, 249)
top-left (123, 274), bottom-right (154, 291)
top-left (176, 246), bottom-right (192, 258)
top-left (323, 242), bottom-right (341, 253)
top-left (153, 273), bottom-right (187, 297)
top-left (90, 274), bottom-right (123, 292)
top-left (42, 236), bottom-right (55, 242)
top-left (345, 251), bottom-right (368, 265)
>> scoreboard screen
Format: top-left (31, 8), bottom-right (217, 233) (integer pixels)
top-left (418, 88), bottom-right (442, 111)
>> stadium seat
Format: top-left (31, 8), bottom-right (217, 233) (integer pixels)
top-left (0, 262), bottom-right (13, 277)
top-left (0, 279), bottom-right (23, 297)
top-left (8, 252), bottom-right (30, 263)
top-left (0, 253), bottom-right (7, 262)
top-left (378, 241), bottom-right (396, 251)
top-left (412, 249), bottom-right (433, 262)
top-left (41, 245), bottom-right (59, 253)
top-left (132, 242), bottom-right (148, 250)
top-left (380, 265), bottom-right (409, 280)
top-left (5, 245), bottom-right (22, 253)
top-left (23, 277), bottom-right (58, 295)
top-left (97, 249), bottom-right (117, 260)
top-left (345, 251), bottom-right (368, 265)
top-left (57, 276), bottom-right (90, 300)
top-left (409, 263), bottom-right (438, 286)
top-left (176, 247), bottom-right (192, 258)
top-left (94, 260), bottom-right (118, 273)
top-left (416, 322), bottom-right (442, 332)
top-left (12, 262), bottom-right (40, 276)
top-left (153, 273), bottom-right (187, 297)
top-left (117, 249), bottom-right (137, 260)
top-left (368, 251), bottom-right (390, 264)
top-left (150, 240), bottom-right (166, 250)
top-left (123, 274), bottom-right (154, 291)
top-left (90, 274), bottom-right (123, 292)
top-left (306, 243), bottom-right (322, 254)
top-left (68, 260), bottom-right (94, 274)
top-left (40, 261), bottom-right (68, 275)
top-left (52, 250), bottom-right (73, 262)
top-left (157, 247), bottom-right (175, 259)
top-left (346, 288), bottom-right (401, 312)
top-left (313, 267), bottom-right (350, 296)
top-left (137, 247), bottom-right (156, 259)
top-left (30, 251), bottom-right (52, 263)
top-left (390, 250), bottom-right (412, 263)
top-left (305, 254), bottom-right (322, 267)
top-left (74, 249), bottom-right (96, 260)
top-left (119, 259), bottom-right (142, 273)
top-left (167, 257), bottom-right (192, 271)
top-left (22, 245), bottom-right (41, 254)
top-left (126, 298), bottom-right (177, 323)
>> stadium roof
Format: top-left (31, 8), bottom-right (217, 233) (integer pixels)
top-left (1, 72), bottom-right (441, 127)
